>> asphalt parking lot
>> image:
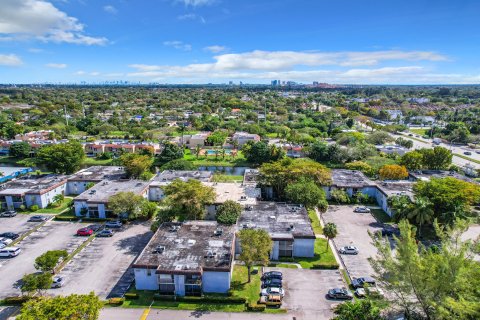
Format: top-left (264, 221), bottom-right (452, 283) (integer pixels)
top-left (265, 267), bottom-right (345, 320)
top-left (322, 205), bottom-right (384, 280)
top-left (52, 221), bottom-right (153, 298)
top-left (0, 219), bottom-right (88, 298)
top-left (0, 214), bottom-right (44, 236)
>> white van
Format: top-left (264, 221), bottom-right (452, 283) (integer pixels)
top-left (0, 247), bottom-right (21, 258)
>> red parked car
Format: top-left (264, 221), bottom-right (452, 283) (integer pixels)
top-left (76, 228), bottom-right (93, 236)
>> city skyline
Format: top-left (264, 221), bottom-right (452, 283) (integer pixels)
top-left (1, 0), bottom-right (480, 84)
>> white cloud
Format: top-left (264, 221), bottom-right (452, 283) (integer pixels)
top-left (204, 45), bottom-right (227, 53)
top-left (177, 13), bottom-right (206, 23)
top-left (74, 70), bottom-right (86, 75)
top-left (124, 49), bottom-right (471, 84)
top-left (163, 40), bottom-right (192, 51)
top-left (28, 48), bottom-right (44, 53)
top-left (0, 0), bottom-right (107, 45)
top-left (103, 5), bottom-right (117, 15)
top-left (0, 54), bottom-right (23, 66)
top-left (175, 0), bottom-right (216, 7)
top-left (45, 63), bottom-right (67, 68)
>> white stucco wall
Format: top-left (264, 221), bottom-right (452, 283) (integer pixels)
top-left (134, 268), bottom-right (158, 290)
top-left (293, 238), bottom-right (315, 257)
top-left (74, 200), bottom-right (87, 216)
top-left (202, 271), bottom-right (231, 293)
top-left (66, 181), bottom-right (92, 196)
top-left (270, 241), bottom-right (279, 260)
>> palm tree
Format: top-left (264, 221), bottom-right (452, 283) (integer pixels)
top-left (220, 148), bottom-right (226, 160)
top-left (407, 197), bottom-right (434, 236)
top-left (231, 139), bottom-right (239, 151)
top-left (323, 223), bottom-right (338, 250)
top-left (215, 149), bottom-right (220, 160)
top-left (194, 144), bottom-right (202, 160)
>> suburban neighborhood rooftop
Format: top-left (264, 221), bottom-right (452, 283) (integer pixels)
top-left (331, 169), bottom-right (376, 188)
top-left (0, 174), bottom-right (69, 195)
top-left (205, 182), bottom-right (260, 205)
top-left (409, 170), bottom-right (477, 184)
top-left (132, 221), bottom-right (235, 274)
top-left (376, 180), bottom-right (415, 198)
top-left (237, 202), bottom-right (315, 240)
top-left (151, 170), bottom-right (213, 186)
top-left (74, 179), bottom-right (150, 203)
top-left (67, 166), bottom-right (125, 182)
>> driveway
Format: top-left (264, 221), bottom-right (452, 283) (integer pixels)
top-left (51, 221), bottom-right (153, 298)
top-left (322, 205), bottom-right (383, 280)
top-left (265, 267), bottom-right (345, 320)
top-left (0, 220), bottom-right (87, 298)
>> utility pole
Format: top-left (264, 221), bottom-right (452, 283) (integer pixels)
top-left (64, 105), bottom-right (69, 126)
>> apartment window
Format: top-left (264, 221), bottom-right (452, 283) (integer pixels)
top-left (278, 240), bottom-right (293, 258)
top-left (158, 274), bottom-right (175, 295)
top-left (88, 206), bottom-right (99, 218)
top-left (185, 274), bottom-right (202, 296)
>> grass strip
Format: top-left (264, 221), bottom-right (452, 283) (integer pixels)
top-left (54, 235), bottom-right (95, 273)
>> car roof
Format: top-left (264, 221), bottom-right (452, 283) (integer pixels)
top-left (360, 276), bottom-right (375, 282)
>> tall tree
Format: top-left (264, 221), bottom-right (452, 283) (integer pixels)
top-left (216, 200), bottom-right (243, 225)
top-left (379, 164), bottom-right (409, 180)
top-left (120, 153), bottom-right (153, 179)
top-left (34, 250), bottom-right (68, 273)
top-left (162, 179), bottom-right (215, 220)
top-left (9, 142), bottom-right (31, 158)
top-left (158, 142), bottom-right (184, 164)
top-left (407, 197), bottom-right (434, 236)
top-left (36, 141), bottom-right (85, 174)
top-left (108, 191), bottom-right (154, 219)
top-left (285, 177), bottom-right (328, 209)
top-left (369, 220), bottom-right (480, 320)
top-left (332, 299), bottom-right (383, 320)
top-left (238, 229), bottom-right (273, 283)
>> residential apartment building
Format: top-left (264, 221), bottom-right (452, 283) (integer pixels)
top-left (236, 202), bottom-right (316, 260)
top-left (132, 221), bottom-right (235, 296)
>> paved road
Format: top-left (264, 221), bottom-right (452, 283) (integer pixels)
top-left (393, 132), bottom-right (480, 169)
top-left (0, 306), bottom-right (18, 320)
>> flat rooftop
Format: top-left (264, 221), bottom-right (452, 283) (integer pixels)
top-left (331, 169), bottom-right (376, 188)
top-left (0, 174), bottom-right (69, 195)
top-left (151, 170), bottom-right (213, 186)
top-left (67, 166), bottom-right (125, 182)
top-left (205, 182), bottom-right (260, 205)
top-left (237, 202), bottom-right (315, 240)
top-left (243, 169), bottom-right (259, 186)
top-left (376, 181), bottom-right (414, 198)
top-left (409, 170), bottom-right (477, 184)
top-left (133, 221), bottom-right (235, 274)
top-left (74, 179), bottom-right (150, 203)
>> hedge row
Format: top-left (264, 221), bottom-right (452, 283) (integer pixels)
top-left (311, 263), bottom-right (340, 270)
top-left (246, 303), bottom-right (266, 312)
top-left (3, 296), bottom-right (31, 305)
top-left (107, 297), bottom-right (124, 305)
top-left (152, 294), bottom-right (246, 304)
top-left (124, 293), bottom-right (139, 300)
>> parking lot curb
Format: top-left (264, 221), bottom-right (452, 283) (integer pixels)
top-left (54, 235), bottom-right (95, 274)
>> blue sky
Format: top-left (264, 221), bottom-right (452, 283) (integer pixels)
top-left (1, 0), bottom-right (480, 84)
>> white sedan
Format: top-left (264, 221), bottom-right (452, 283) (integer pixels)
top-left (354, 207), bottom-right (371, 213)
top-left (339, 245), bottom-right (359, 255)
top-left (261, 287), bottom-right (285, 297)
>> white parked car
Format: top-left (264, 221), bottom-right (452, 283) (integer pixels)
top-left (355, 286), bottom-right (384, 298)
top-left (339, 245), bottom-right (359, 255)
top-left (354, 206), bottom-right (371, 213)
top-left (0, 247), bottom-right (21, 258)
top-left (0, 237), bottom-right (13, 246)
top-left (51, 276), bottom-right (64, 288)
top-left (261, 287), bottom-right (285, 297)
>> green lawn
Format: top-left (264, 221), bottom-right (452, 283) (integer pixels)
top-left (83, 157), bottom-right (113, 165)
top-left (212, 174), bottom-right (243, 182)
top-left (409, 128), bottom-right (427, 136)
top-left (183, 149), bottom-right (252, 167)
top-left (370, 208), bottom-right (393, 224)
top-left (268, 263), bottom-right (299, 269)
top-left (454, 153), bottom-right (480, 165)
top-left (281, 238), bottom-right (339, 269)
top-left (231, 265), bottom-right (261, 304)
top-left (36, 198), bottom-right (73, 214)
top-left (308, 209), bottom-right (323, 234)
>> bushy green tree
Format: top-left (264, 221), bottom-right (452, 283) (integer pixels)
top-left (36, 141), bottom-right (85, 174)
top-left (18, 292), bottom-right (102, 320)
top-left (285, 178), bottom-right (328, 209)
top-left (369, 220), bottom-right (480, 320)
top-left (158, 142), bottom-right (184, 164)
top-left (323, 222), bottom-right (338, 250)
top-left (34, 250), bottom-right (68, 273)
top-left (161, 159), bottom-right (196, 171)
top-left (108, 191), bottom-right (155, 219)
top-left (216, 200), bottom-right (242, 225)
top-left (9, 142), bottom-right (31, 158)
top-left (162, 179), bottom-right (215, 220)
top-left (241, 141), bottom-right (285, 165)
top-left (332, 299), bottom-right (383, 320)
top-left (21, 273), bottom-right (52, 296)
